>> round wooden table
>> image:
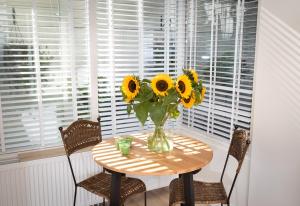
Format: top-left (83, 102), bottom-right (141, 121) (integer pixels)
top-left (92, 132), bottom-right (213, 206)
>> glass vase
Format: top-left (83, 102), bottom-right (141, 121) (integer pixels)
top-left (147, 125), bottom-right (173, 153)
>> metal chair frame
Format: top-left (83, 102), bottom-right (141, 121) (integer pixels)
top-left (59, 117), bottom-right (147, 206)
top-left (169, 126), bottom-right (251, 206)
top-left (59, 117), bottom-right (106, 206)
top-left (219, 126), bottom-right (251, 205)
top-left (220, 126), bottom-right (251, 205)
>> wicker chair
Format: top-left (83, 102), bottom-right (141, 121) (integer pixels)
top-left (169, 127), bottom-right (251, 206)
top-left (59, 117), bottom-right (147, 206)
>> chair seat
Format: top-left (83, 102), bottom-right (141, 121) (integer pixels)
top-left (78, 172), bottom-right (146, 205)
top-left (169, 178), bottom-right (228, 206)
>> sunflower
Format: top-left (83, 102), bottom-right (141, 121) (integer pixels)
top-left (176, 74), bottom-right (192, 99)
top-left (122, 75), bottom-right (140, 101)
top-left (184, 69), bottom-right (199, 83)
top-left (181, 92), bottom-right (195, 108)
top-left (190, 69), bottom-right (199, 82)
top-left (151, 74), bottom-right (173, 96)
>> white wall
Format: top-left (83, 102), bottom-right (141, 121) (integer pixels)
top-left (248, 0), bottom-right (300, 205)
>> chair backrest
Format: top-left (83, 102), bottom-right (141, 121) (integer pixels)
top-left (221, 127), bottom-right (251, 201)
top-left (228, 128), bottom-right (251, 173)
top-left (59, 117), bottom-right (102, 156)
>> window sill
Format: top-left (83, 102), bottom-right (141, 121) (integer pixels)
top-left (176, 124), bottom-right (230, 149)
top-left (5, 125), bottom-right (248, 164)
top-left (18, 146), bottom-right (94, 163)
top-left (176, 124), bottom-right (251, 161)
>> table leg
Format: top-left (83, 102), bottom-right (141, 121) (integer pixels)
top-left (178, 174), bottom-right (184, 206)
top-left (110, 172), bottom-right (122, 206)
top-left (182, 172), bottom-right (195, 206)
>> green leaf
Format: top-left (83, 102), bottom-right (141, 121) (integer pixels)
top-left (142, 79), bottom-right (151, 83)
top-left (133, 101), bottom-right (151, 126)
top-left (162, 88), bottom-right (178, 106)
top-left (135, 83), bottom-right (154, 102)
top-left (149, 103), bottom-right (167, 126)
top-left (199, 80), bottom-right (203, 88)
top-left (127, 104), bottom-right (133, 115)
top-left (170, 109), bottom-right (180, 119)
top-left (194, 89), bottom-right (201, 105)
top-left (192, 81), bottom-right (198, 88)
top-left (143, 90), bottom-right (154, 101)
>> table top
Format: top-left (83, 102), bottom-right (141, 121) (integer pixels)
top-left (91, 132), bottom-right (213, 176)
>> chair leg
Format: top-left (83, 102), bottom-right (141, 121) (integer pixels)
top-left (144, 192), bottom-right (147, 206)
top-left (73, 186), bottom-right (77, 206)
top-left (103, 197), bottom-right (105, 206)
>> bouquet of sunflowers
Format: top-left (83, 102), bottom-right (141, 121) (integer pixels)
top-left (120, 69), bottom-right (206, 152)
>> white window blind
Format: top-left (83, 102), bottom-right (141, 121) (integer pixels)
top-left (96, 0), bottom-right (184, 136)
top-left (183, 0), bottom-right (258, 139)
top-left (0, 0), bottom-right (258, 158)
top-left (0, 0), bottom-right (90, 153)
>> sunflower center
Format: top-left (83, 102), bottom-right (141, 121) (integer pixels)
top-left (184, 96), bottom-right (191, 103)
top-left (178, 80), bottom-right (186, 93)
top-left (128, 80), bottom-right (137, 93)
top-left (156, 80), bottom-right (168, 92)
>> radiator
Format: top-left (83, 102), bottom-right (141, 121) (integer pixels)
top-left (0, 152), bottom-right (103, 206)
top-left (0, 152), bottom-right (173, 206)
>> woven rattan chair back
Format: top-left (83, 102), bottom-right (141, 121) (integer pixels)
top-left (228, 128), bottom-right (250, 173)
top-left (59, 117), bottom-right (102, 156)
top-left (220, 127), bottom-right (251, 201)
top-left (58, 117), bottom-right (103, 206)
top-left (58, 117), bottom-right (147, 206)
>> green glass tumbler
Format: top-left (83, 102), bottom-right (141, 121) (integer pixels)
top-left (118, 141), bottom-right (131, 156)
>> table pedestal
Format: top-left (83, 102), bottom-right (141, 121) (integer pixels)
top-left (180, 169), bottom-right (201, 206)
top-left (110, 172), bottom-right (121, 206)
top-left (182, 172), bottom-right (195, 206)
top-left (92, 134), bottom-right (212, 206)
